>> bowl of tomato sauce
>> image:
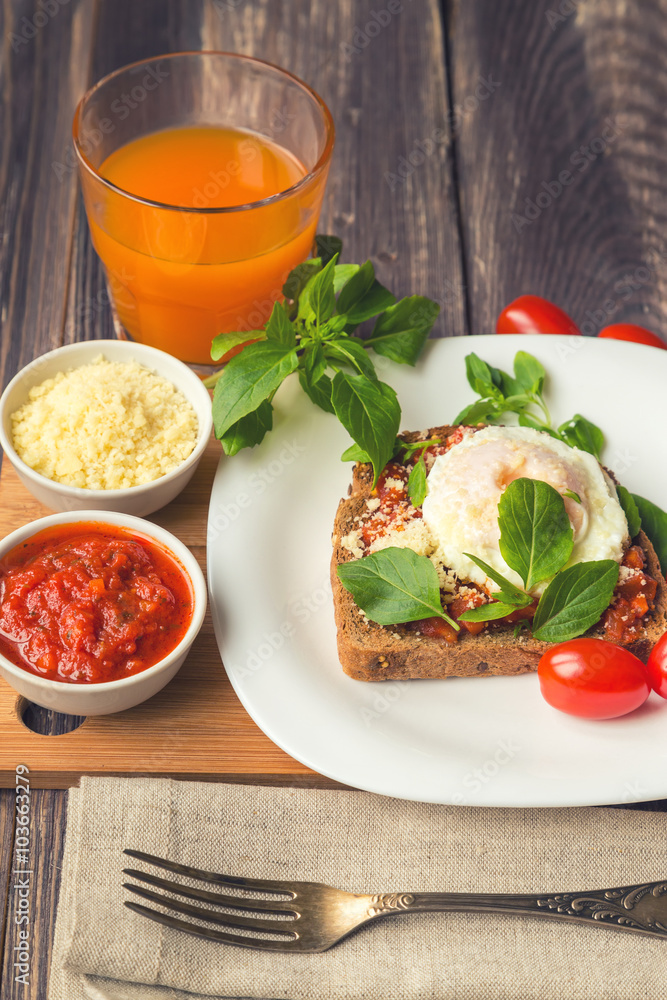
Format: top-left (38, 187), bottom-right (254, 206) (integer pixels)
top-left (0, 510), bottom-right (207, 715)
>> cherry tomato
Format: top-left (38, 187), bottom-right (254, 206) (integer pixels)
top-left (537, 638), bottom-right (650, 719)
top-left (496, 295), bottom-right (581, 336)
top-left (646, 632), bottom-right (667, 699)
top-left (597, 323), bottom-right (667, 350)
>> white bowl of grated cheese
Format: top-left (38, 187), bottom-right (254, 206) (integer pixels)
top-left (0, 340), bottom-right (213, 516)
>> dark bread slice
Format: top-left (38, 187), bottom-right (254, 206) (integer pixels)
top-left (331, 426), bottom-right (667, 682)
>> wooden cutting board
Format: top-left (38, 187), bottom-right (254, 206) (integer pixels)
top-left (0, 438), bottom-right (330, 789)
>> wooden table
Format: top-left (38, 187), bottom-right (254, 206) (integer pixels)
top-left (2, 0), bottom-right (667, 995)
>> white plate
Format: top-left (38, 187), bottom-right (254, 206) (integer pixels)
top-left (207, 334), bottom-right (667, 806)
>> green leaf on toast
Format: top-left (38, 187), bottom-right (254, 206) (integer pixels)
top-left (458, 601), bottom-right (524, 623)
top-left (557, 414), bottom-right (604, 460)
top-left (331, 372), bottom-right (401, 487)
top-left (336, 547), bottom-right (458, 629)
top-left (211, 329), bottom-right (265, 361)
top-left (532, 560), bottom-right (619, 642)
top-left (341, 442), bottom-right (372, 463)
top-left (463, 553), bottom-right (532, 607)
top-left (498, 478), bottom-right (573, 590)
top-left (616, 485), bottom-right (641, 538)
top-left (365, 296), bottom-right (440, 365)
top-left (218, 400), bottom-right (273, 456)
top-left (630, 493), bottom-right (667, 572)
top-left (212, 341), bottom-right (298, 440)
top-left (407, 457), bottom-right (427, 507)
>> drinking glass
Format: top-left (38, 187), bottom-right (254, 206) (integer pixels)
top-left (73, 52), bottom-right (335, 365)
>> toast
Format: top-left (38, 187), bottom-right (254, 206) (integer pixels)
top-left (331, 425), bottom-right (667, 681)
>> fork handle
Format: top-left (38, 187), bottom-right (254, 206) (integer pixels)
top-left (368, 880), bottom-right (667, 938)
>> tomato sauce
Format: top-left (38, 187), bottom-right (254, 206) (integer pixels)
top-left (0, 522), bottom-right (193, 684)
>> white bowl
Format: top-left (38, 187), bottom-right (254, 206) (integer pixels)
top-left (0, 510), bottom-right (207, 715)
top-left (0, 340), bottom-right (213, 516)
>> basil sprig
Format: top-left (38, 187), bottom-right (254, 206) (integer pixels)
top-left (340, 477), bottom-right (625, 644)
top-left (630, 493), bottom-right (667, 571)
top-left (206, 237), bottom-right (440, 486)
top-left (337, 548), bottom-right (459, 630)
top-left (455, 350), bottom-right (604, 460)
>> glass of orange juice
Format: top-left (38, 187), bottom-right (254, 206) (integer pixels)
top-left (72, 52), bottom-right (335, 365)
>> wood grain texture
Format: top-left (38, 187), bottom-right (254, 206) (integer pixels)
top-left (446, 0), bottom-right (667, 338)
top-left (0, 0), bottom-right (96, 389)
top-left (0, 789), bottom-right (67, 1000)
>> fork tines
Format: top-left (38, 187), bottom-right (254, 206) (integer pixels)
top-left (122, 849), bottom-right (300, 950)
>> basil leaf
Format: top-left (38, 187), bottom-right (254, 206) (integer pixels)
top-left (557, 414), bottom-right (604, 459)
top-left (345, 280), bottom-right (397, 326)
top-left (463, 553), bottom-right (532, 606)
top-left (212, 341), bottom-right (298, 439)
top-left (498, 478), bottom-right (573, 590)
top-left (514, 351), bottom-right (545, 395)
top-left (322, 314), bottom-right (349, 336)
top-left (282, 258), bottom-right (322, 309)
top-left (298, 254), bottom-right (338, 324)
top-left (336, 547), bottom-right (458, 629)
top-left (218, 400), bottom-right (273, 456)
top-left (341, 442), bottom-right (372, 463)
top-left (336, 260), bottom-right (375, 316)
top-left (331, 372), bottom-right (401, 487)
top-left (265, 302), bottom-right (296, 346)
top-left (298, 370), bottom-right (334, 414)
top-left (563, 489), bottom-right (581, 504)
top-left (630, 493), bottom-right (667, 572)
top-left (465, 353), bottom-right (502, 397)
top-left (453, 397), bottom-right (502, 425)
top-left (365, 296), bottom-right (440, 365)
top-left (325, 337), bottom-right (377, 380)
top-left (315, 234), bottom-right (343, 266)
top-left (333, 264), bottom-right (360, 294)
top-left (407, 457), bottom-right (427, 507)
top-left (532, 560), bottom-right (619, 642)
top-left (616, 485), bottom-right (641, 539)
top-left (303, 341), bottom-right (327, 384)
top-left (211, 330), bottom-right (265, 361)
top-left (458, 601), bottom-right (522, 623)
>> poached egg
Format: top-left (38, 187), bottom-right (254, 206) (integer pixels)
top-left (421, 425), bottom-right (629, 596)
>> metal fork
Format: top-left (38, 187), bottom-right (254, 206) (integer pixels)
top-left (123, 850), bottom-right (667, 953)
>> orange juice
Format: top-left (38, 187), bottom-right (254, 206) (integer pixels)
top-left (84, 126), bottom-right (325, 364)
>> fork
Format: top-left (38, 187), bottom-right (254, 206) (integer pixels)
top-left (122, 850), bottom-right (667, 953)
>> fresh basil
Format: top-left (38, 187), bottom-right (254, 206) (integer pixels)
top-left (337, 547), bottom-right (458, 629)
top-left (265, 302), bottom-right (296, 347)
top-left (298, 254), bottom-right (338, 324)
top-left (218, 400), bottom-right (273, 456)
top-left (212, 341), bottom-right (298, 440)
top-left (282, 259), bottom-right (322, 313)
top-left (365, 296), bottom-right (440, 366)
top-left (458, 601), bottom-right (524, 623)
top-left (407, 457), bottom-right (427, 507)
top-left (532, 560), bottom-right (619, 642)
top-left (630, 493), bottom-right (667, 571)
top-left (324, 337), bottom-right (378, 380)
top-left (333, 264), bottom-right (360, 294)
top-left (315, 234), bottom-right (343, 266)
top-left (331, 372), bottom-right (400, 487)
top-left (340, 442), bottom-right (372, 463)
top-left (211, 329), bottom-right (265, 361)
top-left (513, 351), bottom-right (545, 395)
top-left (336, 260), bottom-right (375, 316)
top-left (498, 478), bottom-right (573, 591)
top-left (617, 485), bottom-right (641, 538)
top-left (298, 370), bottom-right (334, 414)
top-left (463, 553), bottom-right (532, 607)
top-left (557, 414), bottom-right (604, 460)
top-left (562, 489), bottom-right (581, 504)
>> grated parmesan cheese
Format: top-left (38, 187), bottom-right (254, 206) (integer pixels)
top-left (369, 518), bottom-right (434, 556)
top-left (341, 529), bottom-right (365, 559)
top-left (11, 356), bottom-right (198, 490)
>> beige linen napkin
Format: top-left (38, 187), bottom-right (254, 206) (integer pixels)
top-left (49, 776), bottom-right (667, 1000)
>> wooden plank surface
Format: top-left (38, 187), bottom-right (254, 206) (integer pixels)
top-left (448, 0), bottom-right (667, 336)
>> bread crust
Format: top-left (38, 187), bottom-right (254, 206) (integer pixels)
top-left (331, 426), bottom-right (667, 682)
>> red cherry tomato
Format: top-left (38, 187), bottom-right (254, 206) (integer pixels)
top-left (598, 323), bottom-right (667, 350)
top-left (496, 295), bottom-right (581, 336)
top-left (537, 638), bottom-right (650, 719)
top-left (646, 632), bottom-right (667, 699)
